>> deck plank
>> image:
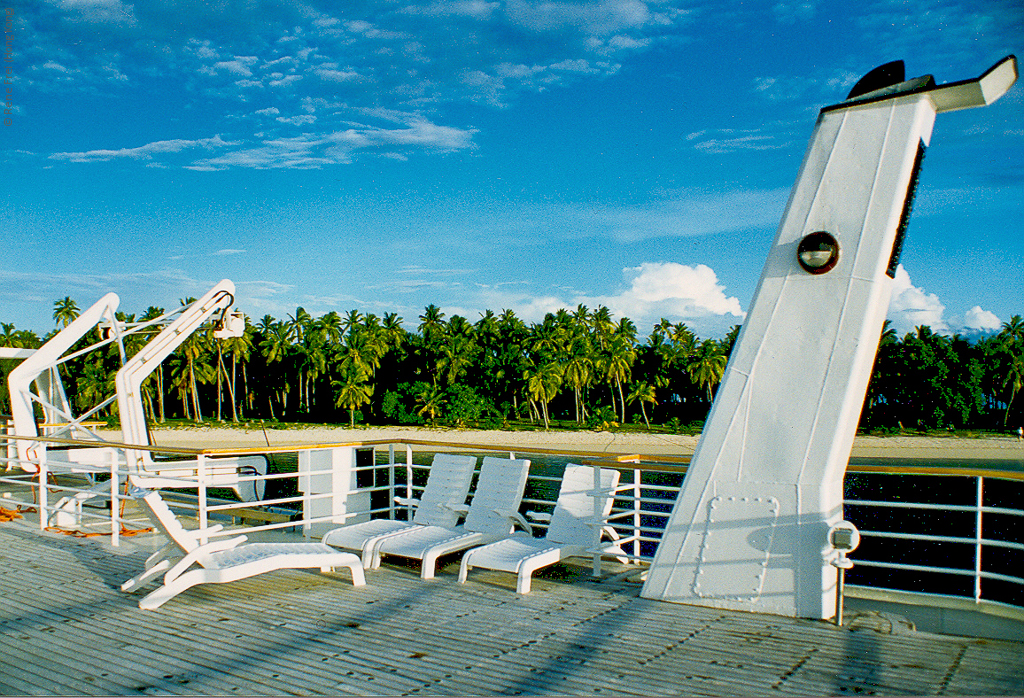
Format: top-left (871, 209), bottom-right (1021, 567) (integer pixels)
top-left (0, 518), bottom-right (1021, 696)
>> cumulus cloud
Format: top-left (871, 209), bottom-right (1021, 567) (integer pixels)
top-left (887, 265), bottom-right (949, 336)
top-left (475, 261), bottom-right (743, 335)
top-left (596, 262), bottom-right (744, 320)
top-left (962, 305), bottom-right (1001, 334)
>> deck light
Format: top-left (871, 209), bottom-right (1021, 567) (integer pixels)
top-left (797, 231), bottom-right (840, 274)
top-left (827, 520), bottom-right (860, 626)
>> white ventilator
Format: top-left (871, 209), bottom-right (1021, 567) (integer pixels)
top-left (642, 56), bottom-right (1017, 618)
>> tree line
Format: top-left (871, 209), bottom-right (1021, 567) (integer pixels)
top-left (3, 297), bottom-right (1024, 434)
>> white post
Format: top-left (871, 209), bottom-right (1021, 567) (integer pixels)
top-left (37, 443), bottom-right (48, 532)
top-left (975, 476), bottom-right (984, 603)
top-left (387, 443), bottom-right (396, 520)
top-left (198, 453), bottom-right (208, 544)
top-left (110, 449), bottom-right (120, 546)
top-left (632, 466), bottom-right (642, 561)
top-left (591, 465), bottom-right (603, 578)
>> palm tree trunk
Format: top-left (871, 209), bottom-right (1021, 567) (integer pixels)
top-left (188, 359), bottom-right (203, 422)
top-left (216, 344), bottom-right (223, 421)
top-left (156, 366), bottom-right (165, 423)
top-left (230, 354), bottom-right (239, 422)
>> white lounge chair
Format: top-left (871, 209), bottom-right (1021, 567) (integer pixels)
top-left (321, 453), bottom-right (477, 567)
top-left (367, 455), bottom-right (531, 579)
top-left (121, 487), bottom-right (365, 610)
top-left (458, 464), bottom-right (625, 593)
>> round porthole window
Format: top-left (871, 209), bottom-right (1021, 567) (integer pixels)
top-left (797, 231), bottom-right (840, 274)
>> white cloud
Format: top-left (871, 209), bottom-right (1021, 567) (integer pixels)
top-left (687, 127), bottom-right (793, 154)
top-left (56, 0), bottom-right (136, 25)
top-left (475, 261), bottom-right (744, 335)
top-left (597, 262), bottom-right (744, 320)
top-left (402, 1), bottom-right (500, 20)
top-left (276, 114), bottom-right (317, 126)
top-left (212, 57), bottom-right (259, 77)
top-left (195, 121), bottom-right (473, 170)
top-left (49, 136), bottom-right (234, 163)
top-left (887, 265), bottom-right (948, 336)
top-left (962, 305), bottom-right (1001, 334)
top-left (505, 0), bottom-right (660, 36)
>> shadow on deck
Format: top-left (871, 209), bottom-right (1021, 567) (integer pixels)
top-left (0, 512), bottom-right (1021, 697)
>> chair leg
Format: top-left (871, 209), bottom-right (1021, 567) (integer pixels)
top-left (121, 559), bottom-right (171, 592)
top-left (344, 562), bottom-right (366, 587)
top-left (420, 551), bottom-right (439, 580)
top-left (458, 559), bottom-right (471, 584)
top-left (516, 570), bottom-right (533, 594)
top-left (138, 570), bottom-right (206, 610)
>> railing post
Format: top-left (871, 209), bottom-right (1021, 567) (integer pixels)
top-left (405, 444), bottom-right (413, 502)
top-left (975, 476), bottom-right (984, 603)
top-left (388, 443), bottom-right (396, 520)
top-left (632, 466), bottom-right (641, 562)
top-left (591, 464), bottom-right (603, 578)
top-left (110, 448), bottom-right (120, 546)
top-left (37, 443), bottom-right (47, 532)
top-left (198, 452), bottom-right (208, 544)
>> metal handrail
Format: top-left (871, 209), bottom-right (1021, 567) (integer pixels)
top-left (2, 433), bottom-right (1021, 609)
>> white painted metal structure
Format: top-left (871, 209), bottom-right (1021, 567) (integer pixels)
top-left (6, 293), bottom-right (123, 472)
top-left (114, 279), bottom-right (267, 500)
top-left (4, 279), bottom-right (265, 505)
top-left (642, 57), bottom-right (1018, 618)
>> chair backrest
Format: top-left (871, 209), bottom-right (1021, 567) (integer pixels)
top-left (412, 453), bottom-right (478, 527)
top-left (545, 464), bottom-right (620, 546)
top-left (132, 486), bottom-right (200, 554)
top-left (463, 456), bottom-right (531, 535)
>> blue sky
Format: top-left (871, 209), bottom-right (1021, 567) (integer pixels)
top-left (3, 0), bottom-right (1022, 340)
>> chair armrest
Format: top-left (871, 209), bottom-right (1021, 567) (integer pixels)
top-left (494, 509), bottom-right (532, 535)
top-left (443, 503), bottom-right (470, 515)
top-left (394, 497), bottom-right (420, 509)
top-left (526, 511), bottom-right (552, 523)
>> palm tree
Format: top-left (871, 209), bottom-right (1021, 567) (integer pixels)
top-left (53, 296), bottom-right (80, 328)
top-left (687, 338), bottom-right (728, 402)
top-left (437, 332), bottom-right (476, 387)
top-left (999, 316), bottom-right (1024, 426)
top-left (563, 337), bottom-right (593, 424)
top-left (333, 366), bottom-right (373, 427)
top-left (524, 361), bottom-right (562, 430)
top-left (259, 320), bottom-right (294, 418)
top-left (418, 304), bottom-right (446, 347)
top-left (605, 334), bottom-right (636, 423)
top-left (627, 381), bottom-right (658, 429)
top-left (415, 383), bottom-right (446, 425)
top-left (220, 317), bottom-right (253, 422)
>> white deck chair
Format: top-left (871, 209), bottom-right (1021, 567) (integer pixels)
top-left (368, 455), bottom-right (531, 579)
top-left (458, 464), bottom-right (625, 593)
top-left (321, 453), bottom-right (477, 568)
top-left (121, 487), bottom-right (365, 610)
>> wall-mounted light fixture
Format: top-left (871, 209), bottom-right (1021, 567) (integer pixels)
top-left (797, 231), bottom-right (840, 274)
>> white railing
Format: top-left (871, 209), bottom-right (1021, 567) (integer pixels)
top-left (1, 433), bottom-right (1020, 610)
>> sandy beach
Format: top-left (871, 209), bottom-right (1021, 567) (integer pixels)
top-left (111, 424), bottom-right (1024, 465)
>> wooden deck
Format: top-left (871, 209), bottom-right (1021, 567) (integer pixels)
top-left (1, 514), bottom-right (1021, 697)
